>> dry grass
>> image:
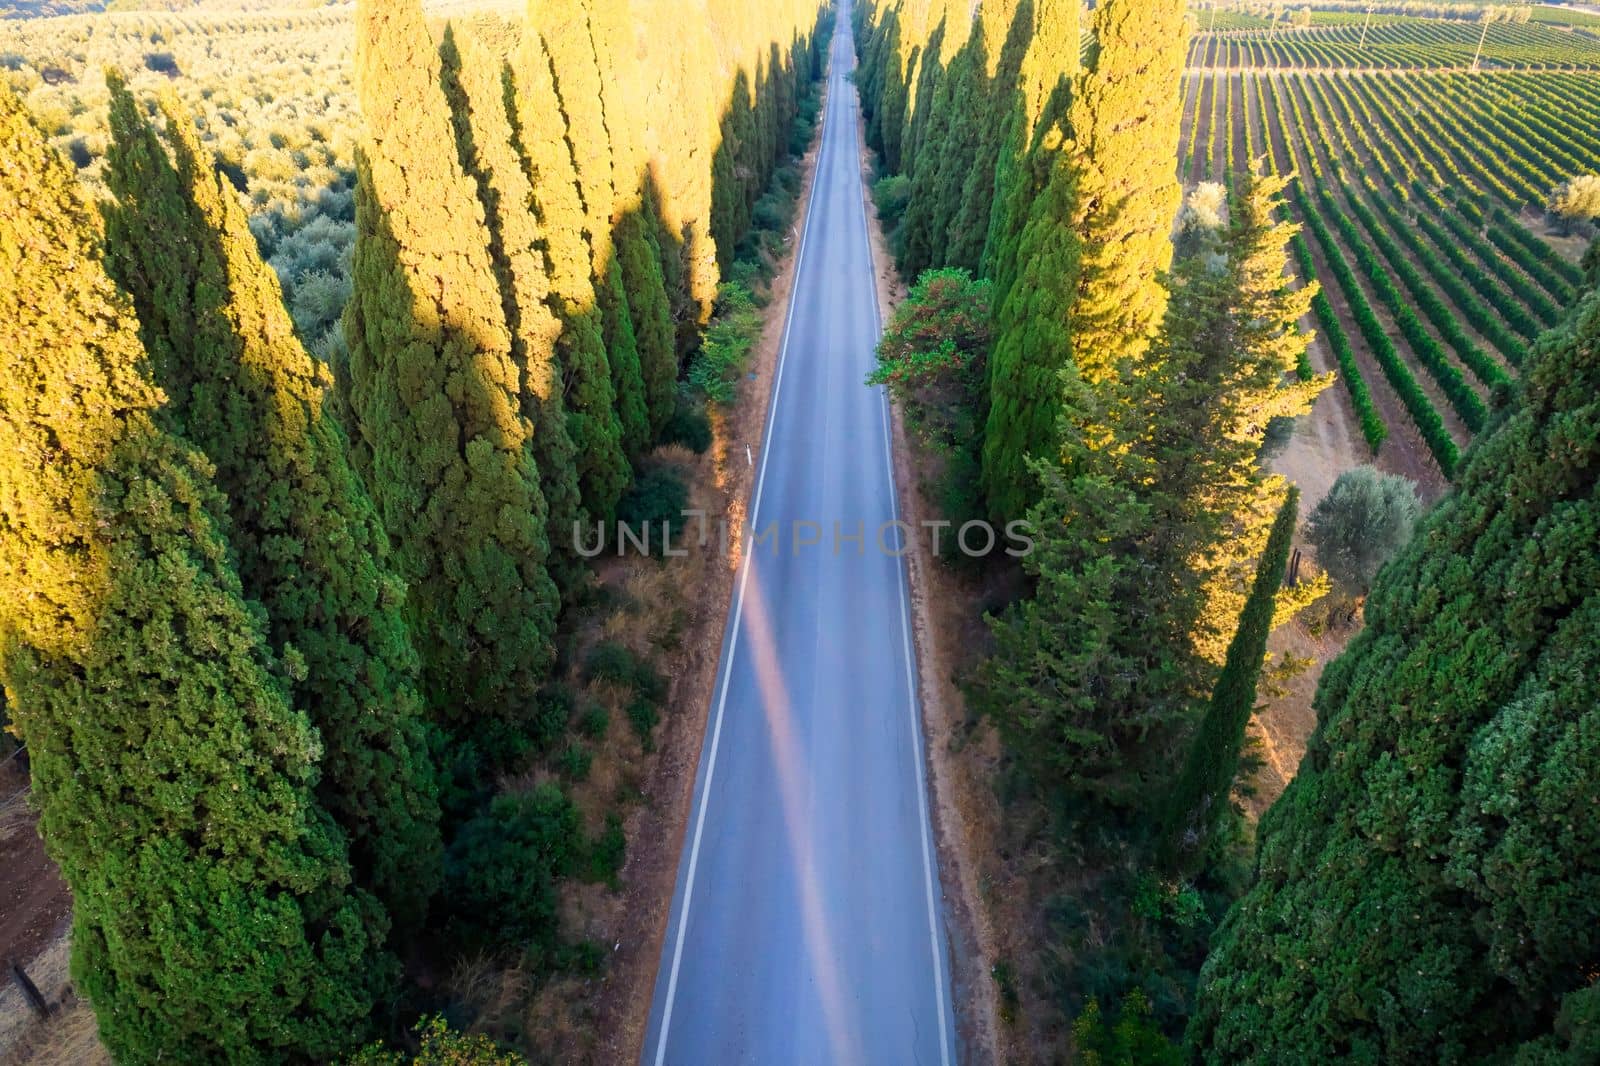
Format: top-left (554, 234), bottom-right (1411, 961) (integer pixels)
top-left (0, 932), bottom-right (108, 1066)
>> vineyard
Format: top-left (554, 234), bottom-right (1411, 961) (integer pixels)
top-left (1188, 19), bottom-right (1600, 69)
top-left (1180, 27), bottom-right (1597, 486)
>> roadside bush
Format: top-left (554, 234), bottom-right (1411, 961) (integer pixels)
top-left (872, 173), bottom-right (911, 228)
top-left (616, 466), bottom-right (689, 544)
top-left (443, 786), bottom-right (580, 958)
top-left (660, 394), bottom-right (712, 453)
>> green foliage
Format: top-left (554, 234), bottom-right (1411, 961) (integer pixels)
top-left (1072, 991), bottom-right (1182, 1066)
top-left (1160, 490), bottom-right (1298, 875)
top-left (443, 786), bottom-right (580, 961)
top-left (615, 210), bottom-right (679, 440)
top-left (438, 23), bottom-right (586, 596)
top-left (348, 1016), bottom-right (528, 1065)
top-left (616, 466), bottom-right (690, 541)
top-left (1191, 289), bottom-right (1600, 1062)
top-left (0, 85), bottom-right (385, 1063)
top-left (688, 282), bottom-right (761, 405)
top-left (870, 268), bottom-right (993, 525)
top-left (506, 31), bottom-right (629, 522)
top-left (1305, 465), bottom-right (1422, 593)
top-left (872, 172), bottom-right (912, 228)
top-left (980, 155), bottom-right (1080, 523)
top-left (660, 395), bottom-right (713, 454)
top-left (345, 0), bottom-right (559, 727)
top-left (103, 76), bottom-right (442, 933)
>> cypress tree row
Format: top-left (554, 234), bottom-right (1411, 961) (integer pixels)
top-left (344, 0), bottom-right (559, 725)
top-left (507, 30), bottom-right (630, 520)
top-left (981, 0), bottom-right (1186, 521)
top-left (535, 0), bottom-right (652, 456)
top-left (1161, 488), bottom-right (1298, 875)
top-left (438, 24), bottom-right (587, 594)
top-left (1191, 287), bottom-right (1600, 1063)
top-left (980, 0), bottom-right (1078, 306)
top-left (0, 88), bottom-right (386, 1062)
top-left (944, 0), bottom-right (1031, 274)
top-left (895, 0), bottom-right (969, 275)
top-left (102, 78), bottom-right (443, 930)
top-left (974, 166), bottom-right (1319, 815)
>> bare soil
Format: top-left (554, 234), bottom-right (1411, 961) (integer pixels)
top-left (0, 766), bottom-right (79, 1064)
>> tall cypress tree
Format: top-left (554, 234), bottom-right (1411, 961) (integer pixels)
top-left (535, 0), bottom-right (652, 455)
top-left (1160, 488), bottom-right (1298, 875)
top-left (980, 0), bottom-right (1077, 304)
top-left (981, 0), bottom-right (1184, 522)
top-left (945, 0), bottom-right (1028, 273)
top-left (507, 31), bottom-right (629, 519)
top-left (0, 88), bottom-right (385, 1062)
top-left (1181, 169), bottom-right (1328, 663)
top-left (438, 24), bottom-right (587, 594)
top-left (345, 0), bottom-right (560, 725)
top-left (582, 0), bottom-right (680, 438)
top-left (102, 78), bottom-right (442, 929)
top-left (896, 0), bottom-right (969, 276)
top-left (980, 153), bottom-right (1080, 524)
top-left (1065, 0), bottom-right (1189, 385)
top-left (1190, 289), bottom-right (1600, 1063)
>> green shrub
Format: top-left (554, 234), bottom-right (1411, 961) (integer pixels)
top-left (556, 745), bottom-right (591, 782)
top-left (626, 696), bottom-right (660, 751)
top-left (872, 173), bottom-right (911, 228)
top-left (443, 787), bottom-right (580, 956)
top-left (584, 641), bottom-right (639, 687)
top-left (577, 703), bottom-right (609, 740)
top-left (660, 395), bottom-right (713, 453)
top-left (616, 466), bottom-right (689, 543)
top-left (585, 813), bottom-right (626, 887)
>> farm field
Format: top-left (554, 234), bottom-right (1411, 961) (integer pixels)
top-left (1189, 19), bottom-right (1600, 69)
top-left (1180, 27), bottom-right (1597, 488)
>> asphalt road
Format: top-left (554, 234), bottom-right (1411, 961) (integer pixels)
top-left (641, 7), bottom-right (957, 1065)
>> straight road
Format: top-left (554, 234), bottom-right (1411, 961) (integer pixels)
top-left (642, 6), bottom-right (957, 1064)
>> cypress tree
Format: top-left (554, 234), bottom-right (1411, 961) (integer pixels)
top-left (102, 78), bottom-right (443, 929)
top-left (438, 24), bottom-right (587, 594)
top-left (598, 256), bottom-right (650, 456)
top-left (0, 88), bottom-right (385, 1062)
top-left (1065, 0), bottom-right (1189, 385)
top-left (1160, 488), bottom-right (1298, 875)
top-left (1190, 289), bottom-right (1600, 1063)
top-left (1167, 168), bottom-right (1329, 663)
top-left (578, 0), bottom-right (681, 432)
top-left (345, 0), bottom-right (560, 724)
top-left (507, 31), bottom-right (629, 519)
top-left (535, 0), bottom-right (652, 453)
top-left (981, 0), bottom-right (1186, 522)
top-left (900, 0), bottom-right (977, 274)
top-left (615, 208), bottom-right (679, 438)
top-left (979, 154), bottom-right (1080, 524)
top-left (945, 0), bottom-right (1028, 273)
top-left (980, 0), bottom-right (1078, 304)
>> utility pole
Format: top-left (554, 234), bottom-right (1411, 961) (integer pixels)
top-left (1472, 8), bottom-right (1495, 72)
top-left (1359, 5), bottom-right (1374, 49)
